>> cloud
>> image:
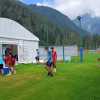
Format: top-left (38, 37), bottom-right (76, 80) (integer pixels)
top-left (20, 0), bottom-right (100, 19)
top-left (37, 0), bottom-right (100, 19)
top-left (36, 0), bottom-right (53, 7)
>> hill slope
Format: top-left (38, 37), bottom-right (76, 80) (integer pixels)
top-left (29, 4), bottom-right (88, 37)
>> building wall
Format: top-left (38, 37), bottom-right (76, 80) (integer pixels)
top-left (23, 40), bottom-right (39, 63)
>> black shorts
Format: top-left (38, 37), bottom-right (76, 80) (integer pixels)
top-left (46, 61), bottom-right (52, 67)
top-left (0, 64), bottom-right (3, 69)
top-left (35, 56), bottom-right (39, 61)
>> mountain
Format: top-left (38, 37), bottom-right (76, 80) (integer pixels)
top-left (0, 0), bottom-right (89, 46)
top-left (29, 4), bottom-right (88, 37)
top-left (74, 13), bottom-right (100, 35)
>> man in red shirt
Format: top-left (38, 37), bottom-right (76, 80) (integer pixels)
top-left (52, 47), bottom-right (57, 73)
top-left (11, 55), bottom-right (16, 74)
top-left (4, 55), bottom-right (10, 67)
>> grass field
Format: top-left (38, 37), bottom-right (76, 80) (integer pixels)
top-left (0, 52), bottom-right (100, 100)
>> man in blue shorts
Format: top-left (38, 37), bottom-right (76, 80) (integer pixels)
top-left (45, 47), bottom-right (53, 77)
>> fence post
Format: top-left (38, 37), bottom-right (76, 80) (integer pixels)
top-left (63, 45), bottom-right (65, 62)
top-left (80, 47), bottom-right (84, 63)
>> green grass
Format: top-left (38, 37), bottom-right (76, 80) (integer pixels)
top-left (0, 52), bottom-right (100, 100)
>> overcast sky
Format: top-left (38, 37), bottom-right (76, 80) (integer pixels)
top-left (20, 0), bottom-right (100, 19)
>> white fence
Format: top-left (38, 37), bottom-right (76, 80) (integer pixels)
top-left (39, 45), bottom-right (78, 61)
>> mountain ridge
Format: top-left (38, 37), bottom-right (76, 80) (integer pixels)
top-left (74, 13), bottom-right (100, 35)
top-left (29, 4), bottom-right (89, 37)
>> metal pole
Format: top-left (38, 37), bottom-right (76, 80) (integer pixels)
top-left (77, 16), bottom-right (82, 47)
top-left (63, 45), bottom-right (65, 62)
top-left (47, 25), bottom-right (48, 46)
top-left (77, 16), bottom-right (84, 63)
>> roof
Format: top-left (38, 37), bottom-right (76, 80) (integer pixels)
top-left (0, 18), bottom-right (39, 41)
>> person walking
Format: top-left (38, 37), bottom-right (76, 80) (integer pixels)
top-left (45, 47), bottom-right (53, 77)
top-left (35, 49), bottom-right (40, 64)
top-left (52, 47), bottom-right (57, 73)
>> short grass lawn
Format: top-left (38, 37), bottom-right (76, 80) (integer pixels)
top-left (0, 52), bottom-right (100, 100)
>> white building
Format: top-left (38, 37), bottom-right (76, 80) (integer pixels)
top-left (0, 18), bottom-right (39, 64)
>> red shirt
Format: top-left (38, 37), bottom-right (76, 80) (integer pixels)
top-left (4, 55), bottom-right (12, 67)
top-left (52, 51), bottom-right (57, 64)
top-left (12, 57), bottom-right (16, 66)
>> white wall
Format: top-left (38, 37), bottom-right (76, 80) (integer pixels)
top-left (39, 47), bottom-right (47, 61)
top-left (64, 46), bottom-right (78, 56)
top-left (23, 40), bottom-right (39, 63)
top-left (39, 45), bottom-right (78, 61)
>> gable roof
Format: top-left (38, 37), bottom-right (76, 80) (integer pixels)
top-left (0, 18), bottom-right (39, 41)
